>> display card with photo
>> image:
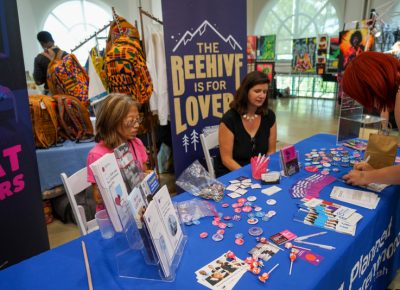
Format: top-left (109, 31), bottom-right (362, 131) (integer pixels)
top-left (152, 185), bottom-right (183, 258)
top-left (195, 253), bottom-right (247, 290)
top-left (248, 242), bottom-right (281, 261)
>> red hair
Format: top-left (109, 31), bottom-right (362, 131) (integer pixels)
top-left (342, 51), bottom-right (400, 111)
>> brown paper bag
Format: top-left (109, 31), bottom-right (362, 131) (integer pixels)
top-left (365, 133), bottom-right (397, 169)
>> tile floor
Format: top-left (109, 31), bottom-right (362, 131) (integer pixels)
top-left (46, 97), bottom-right (400, 289)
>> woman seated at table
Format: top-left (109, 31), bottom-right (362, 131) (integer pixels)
top-left (214, 71), bottom-right (277, 177)
top-left (86, 94), bottom-right (148, 210)
top-left (342, 51), bottom-right (400, 185)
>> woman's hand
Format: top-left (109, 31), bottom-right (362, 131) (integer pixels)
top-left (353, 161), bottom-right (374, 171)
top-left (342, 170), bottom-right (370, 186)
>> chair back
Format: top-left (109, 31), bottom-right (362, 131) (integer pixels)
top-left (60, 168), bottom-right (98, 235)
top-left (200, 130), bottom-right (219, 178)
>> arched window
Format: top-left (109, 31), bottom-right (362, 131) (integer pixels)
top-left (255, 0), bottom-right (339, 60)
top-left (43, 0), bottom-right (112, 65)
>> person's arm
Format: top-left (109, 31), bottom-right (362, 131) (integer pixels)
top-left (267, 122), bottom-right (277, 156)
top-left (219, 122), bottom-right (241, 171)
top-left (91, 183), bottom-right (103, 205)
top-left (33, 55), bottom-right (47, 86)
top-left (343, 165), bottom-right (400, 186)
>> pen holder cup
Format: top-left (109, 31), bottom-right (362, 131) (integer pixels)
top-left (251, 156), bottom-right (269, 180)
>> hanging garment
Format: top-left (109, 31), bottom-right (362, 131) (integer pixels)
top-left (88, 47), bottom-right (107, 106)
top-left (144, 25), bottom-right (169, 125)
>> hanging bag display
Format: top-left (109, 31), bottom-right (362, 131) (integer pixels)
top-left (29, 94), bottom-right (60, 148)
top-left (53, 95), bottom-right (94, 142)
top-left (105, 10), bottom-right (153, 104)
top-left (47, 50), bottom-right (90, 106)
top-left (365, 124), bottom-right (398, 169)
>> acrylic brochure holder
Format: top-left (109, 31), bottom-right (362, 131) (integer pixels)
top-left (115, 203), bottom-right (187, 282)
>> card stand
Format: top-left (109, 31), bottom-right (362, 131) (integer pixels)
top-left (116, 233), bottom-right (188, 282)
top-left (279, 149), bottom-right (300, 177)
top-left (115, 204), bottom-right (187, 282)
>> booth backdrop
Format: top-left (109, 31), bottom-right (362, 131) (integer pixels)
top-left (0, 0), bottom-right (49, 268)
top-left (162, 0), bottom-right (247, 176)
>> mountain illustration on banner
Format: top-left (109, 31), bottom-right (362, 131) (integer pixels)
top-left (172, 20), bottom-right (242, 52)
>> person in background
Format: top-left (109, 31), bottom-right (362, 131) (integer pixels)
top-left (214, 70), bottom-right (277, 177)
top-left (86, 94), bottom-right (147, 210)
top-left (342, 51), bottom-right (400, 185)
top-left (33, 31), bottom-right (67, 93)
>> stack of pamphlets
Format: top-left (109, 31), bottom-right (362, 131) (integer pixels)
top-left (195, 252), bottom-right (248, 290)
top-left (143, 185), bottom-right (183, 278)
top-left (330, 186), bottom-right (380, 209)
top-left (90, 153), bottom-right (131, 232)
top-left (294, 197), bottom-right (363, 236)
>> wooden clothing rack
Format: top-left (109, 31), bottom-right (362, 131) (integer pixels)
top-left (71, 22), bottom-right (111, 52)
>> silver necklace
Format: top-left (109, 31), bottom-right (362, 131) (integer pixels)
top-left (243, 114), bottom-right (258, 122)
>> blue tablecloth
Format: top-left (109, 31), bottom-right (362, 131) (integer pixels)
top-left (36, 140), bottom-right (95, 192)
top-left (2, 134), bottom-right (399, 290)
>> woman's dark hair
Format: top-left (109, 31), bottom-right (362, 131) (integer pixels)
top-left (37, 31), bottom-right (54, 44)
top-left (230, 70), bottom-right (270, 115)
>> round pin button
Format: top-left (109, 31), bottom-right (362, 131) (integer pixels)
top-left (238, 198), bottom-right (247, 204)
top-left (254, 206), bottom-right (263, 212)
top-left (212, 233), bottom-right (224, 241)
top-left (199, 232), bottom-right (208, 238)
top-left (247, 196), bottom-right (257, 202)
top-left (217, 229), bottom-right (225, 235)
top-left (223, 216), bottom-right (232, 220)
top-left (247, 218), bottom-right (259, 225)
top-left (218, 223), bottom-right (227, 229)
top-left (234, 208), bottom-right (242, 213)
top-left (242, 206), bottom-right (252, 212)
top-left (266, 199), bottom-right (277, 205)
top-left (266, 210), bottom-right (276, 217)
top-left (222, 203), bottom-right (230, 208)
top-left (235, 238), bottom-right (245, 246)
top-left (232, 215), bottom-right (241, 221)
top-left (235, 233), bottom-right (243, 239)
top-left (255, 211), bottom-right (265, 217)
top-left (248, 226), bottom-right (263, 236)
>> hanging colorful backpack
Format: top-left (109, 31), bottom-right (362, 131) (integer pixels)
top-left (105, 11), bottom-right (141, 54)
top-left (29, 94), bottom-right (60, 148)
top-left (47, 51), bottom-right (90, 106)
top-left (105, 11), bottom-right (153, 104)
top-left (53, 95), bottom-right (94, 142)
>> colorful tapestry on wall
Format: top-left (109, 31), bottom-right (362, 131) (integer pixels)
top-left (339, 28), bottom-right (373, 72)
top-left (257, 35), bottom-right (276, 61)
top-left (327, 36), bottom-right (339, 73)
top-left (247, 35), bottom-right (257, 63)
top-left (291, 38), bottom-right (316, 73)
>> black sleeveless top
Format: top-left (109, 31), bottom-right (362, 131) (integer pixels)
top-left (214, 108), bottom-right (276, 177)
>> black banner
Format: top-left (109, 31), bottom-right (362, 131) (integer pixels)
top-left (0, 0), bottom-right (49, 268)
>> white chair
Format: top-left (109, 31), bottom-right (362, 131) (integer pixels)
top-left (200, 130), bottom-right (219, 178)
top-left (60, 168), bottom-right (98, 236)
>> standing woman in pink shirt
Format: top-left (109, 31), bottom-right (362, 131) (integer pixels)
top-left (86, 94), bottom-right (148, 210)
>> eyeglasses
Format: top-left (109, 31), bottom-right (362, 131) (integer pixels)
top-left (124, 116), bottom-right (144, 128)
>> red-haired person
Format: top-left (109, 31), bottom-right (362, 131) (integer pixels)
top-left (342, 51), bottom-right (400, 185)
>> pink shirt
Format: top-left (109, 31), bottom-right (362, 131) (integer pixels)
top-left (86, 138), bottom-right (148, 183)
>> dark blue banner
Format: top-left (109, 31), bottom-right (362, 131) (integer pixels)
top-left (0, 0), bottom-right (49, 268)
top-left (162, 0), bottom-right (247, 176)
